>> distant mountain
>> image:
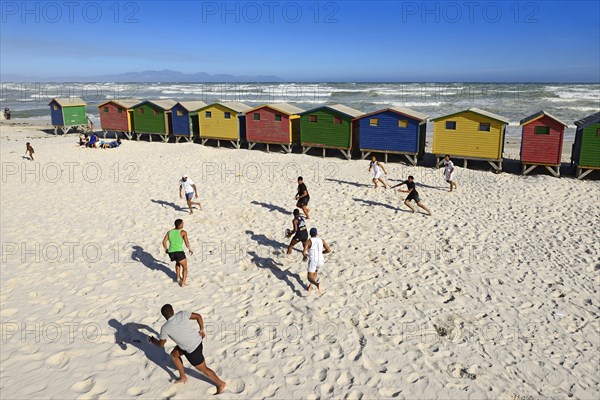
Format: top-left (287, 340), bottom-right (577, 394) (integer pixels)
top-left (1, 70), bottom-right (282, 83)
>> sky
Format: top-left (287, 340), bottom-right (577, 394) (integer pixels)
top-left (1, 0), bottom-right (599, 82)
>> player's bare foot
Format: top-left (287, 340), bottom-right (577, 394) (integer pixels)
top-left (174, 377), bottom-right (188, 384)
top-left (215, 382), bottom-right (226, 394)
top-left (307, 284), bottom-right (312, 291)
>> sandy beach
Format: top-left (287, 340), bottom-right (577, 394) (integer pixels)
top-left (1, 121), bottom-right (598, 399)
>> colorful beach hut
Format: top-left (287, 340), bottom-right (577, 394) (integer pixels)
top-left (298, 104), bottom-right (364, 159)
top-left (245, 103), bottom-right (305, 153)
top-left (48, 98), bottom-right (87, 134)
top-left (519, 111), bottom-right (567, 177)
top-left (355, 106), bottom-right (428, 165)
top-left (98, 99), bottom-right (139, 139)
top-left (431, 107), bottom-right (509, 171)
top-left (131, 99), bottom-right (177, 142)
top-left (572, 111), bottom-right (600, 179)
top-left (197, 102), bottom-right (251, 148)
top-left (171, 101), bottom-right (207, 142)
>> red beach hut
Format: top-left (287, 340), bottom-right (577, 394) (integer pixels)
top-left (245, 103), bottom-right (305, 153)
top-left (519, 111), bottom-right (567, 177)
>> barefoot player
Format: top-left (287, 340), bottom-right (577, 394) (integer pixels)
top-left (162, 219), bottom-right (193, 287)
top-left (391, 175), bottom-right (432, 215)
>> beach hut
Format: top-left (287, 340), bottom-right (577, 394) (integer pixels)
top-left (48, 98), bottom-right (87, 134)
top-left (197, 102), bottom-right (251, 148)
top-left (431, 107), bottom-right (509, 172)
top-left (572, 111), bottom-right (600, 179)
top-left (245, 103), bottom-right (305, 153)
top-left (131, 99), bottom-right (177, 142)
top-left (97, 99), bottom-right (139, 139)
top-left (519, 111), bottom-right (567, 177)
top-left (355, 106), bottom-right (428, 165)
top-left (298, 104), bottom-right (364, 159)
top-left (171, 101), bottom-right (207, 142)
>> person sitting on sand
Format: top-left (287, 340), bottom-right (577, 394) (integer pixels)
top-left (86, 133), bottom-right (98, 148)
top-left (295, 176), bottom-right (310, 219)
top-left (162, 219), bottom-right (193, 287)
top-left (302, 228), bottom-right (331, 292)
top-left (369, 156), bottom-right (389, 188)
top-left (149, 304), bottom-right (226, 394)
top-left (24, 142), bottom-right (34, 161)
top-left (443, 155), bottom-right (457, 192)
top-left (391, 175), bottom-right (432, 215)
top-left (79, 133), bottom-right (88, 146)
top-left (286, 209), bottom-right (309, 255)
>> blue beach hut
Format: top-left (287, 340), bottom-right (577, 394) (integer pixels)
top-left (171, 101), bottom-right (207, 142)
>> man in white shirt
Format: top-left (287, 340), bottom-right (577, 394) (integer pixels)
top-left (302, 228), bottom-right (331, 293)
top-left (369, 156), bottom-right (389, 189)
top-left (179, 174), bottom-right (202, 214)
top-left (149, 304), bottom-right (226, 394)
top-left (443, 155), bottom-right (458, 192)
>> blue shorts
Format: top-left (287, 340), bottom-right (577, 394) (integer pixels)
top-left (185, 192), bottom-right (194, 200)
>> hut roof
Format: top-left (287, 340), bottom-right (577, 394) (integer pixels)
top-left (246, 103), bottom-right (306, 115)
top-left (519, 111), bottom-right (567, 127)
top-left (97, 99), bottom-right (140, 109)
top-left (134, 99), bottom-right (177, 110)
top-left (357, 106), bottom-right (428, 122)
top-left (176, 101), bottom-right (208, 112)
top-left (301, 104), bottom-right (364, 118)
top-left (574, 111), bottom-right (600, 129)
top-left (203, 102), bottom-right (252, 114)
top-left (48, 97), bottom-right (87, 107)
top-left (432, 107), bottom-right (509, 124)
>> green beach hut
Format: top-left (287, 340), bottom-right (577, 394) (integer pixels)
top-left (131, 99), bottom-right (177, 142)
top-left (298, 104), bottom-right (364, 159)
top-left (572, 111), bottom-right (600, 179)
top-left (48, 97), bottom-right (88, 134)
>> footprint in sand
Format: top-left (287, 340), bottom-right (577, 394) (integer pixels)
top-left (314, 368), bottom-right (328, 382)
top-left (378, 387), bottom-right (401, 397)
top-left (160, 386), bottom-right (178, 399)
top-left (260, 383), bottom-right (279, 398)
top-left (285, 375), bottom-right (304, 386)
top-left (46, 351), bottom-right (71, 369)
top-left (227, 379), bottom-right (246, 394)
top-left (336, 371), bottom-right (354, 386)
top-left (282, 355), bottom-right (306, 374)
top-left (320, 383), bottom-right (335, 396)
top-left (71, 376), bottom-right (96, 394)
top-left (345, 390), bottom-right (364, 400)
top-left (312, 350), bottom-right (330, 361)
top-left (126, 387), bottom-right (148, 396)
top-left (255, 368), bottom-right (275, 379)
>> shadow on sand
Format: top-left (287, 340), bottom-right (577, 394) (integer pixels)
top-left (131, 245), bottom-right (177, 282)
top-left (247, 251), bottom-right (304, 296)
top-left (250, 201), bottom-right (290, 215)
top-left (151, 199), bottom-right (188, 212)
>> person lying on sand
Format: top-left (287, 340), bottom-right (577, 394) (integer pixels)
top-left (391, 175), bottom-right (432, 215)
top-left (302, 228), bottom-right (331, 292)
top-left (149, 304), bottom-right (226, 394)
top-left (101, 139), bottom-right (122, 149)
top-left (286, 209), bottom-right (309, 255)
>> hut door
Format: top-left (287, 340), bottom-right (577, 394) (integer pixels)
top-left (166, 112), bottom-right (173, 134)
top-left (191, 115), bottom-right (200, 135)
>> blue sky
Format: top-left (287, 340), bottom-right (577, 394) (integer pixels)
top-left (1, 0), bottom-right (599, 82)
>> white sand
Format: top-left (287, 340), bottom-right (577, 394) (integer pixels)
top-left (1, 122), bottom-right (598, 399)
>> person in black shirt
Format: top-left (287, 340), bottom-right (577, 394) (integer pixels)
top-left (286, 209), bottom-right (309, 255)
top-left (295, 176), bottom-right (310, 219)
top-left (391, 175), bottom-right (432, 215)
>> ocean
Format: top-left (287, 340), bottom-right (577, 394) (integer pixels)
top-left (1, 82), bottom-right (598, 139)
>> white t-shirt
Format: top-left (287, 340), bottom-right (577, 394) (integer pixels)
top-left (179, 178), bottom-right (195, 194)
top-left (444, 160), bottom-right (455, 180)
top-left (159, 310), bottom-right (202, 352)
top-left (308, 237), bottom-right (324, 264)
top-left (370, 161), bottom-right (381, 178)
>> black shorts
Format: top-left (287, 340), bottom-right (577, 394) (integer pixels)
top-left (296, 196), bottom-right (310, 207)
top-left (406, 193), bottom-right (421, 203)
top-left (293, 230), bottom-right (308, 243)
top-left (168, 251), bottom-right (186, 262)
top-left (183, 343), bottom-right (204, 366)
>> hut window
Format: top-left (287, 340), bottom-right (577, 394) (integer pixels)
top-left (138, 108), bottom-right (144, 115)
top-left (534, 126), bottom-right (550, 135)
top-left (309, 115), bottom-right (318, 123)
top-left (446, 121), bottom-right (456, 130)
top-left (176, 110), bottom-right (184, 117)
top-left (479, 123), bottom-right (491, 132)
top-left (53, 105), bottom-right (59, 110)
top-left (370, 118), bottom-right (379, 126)
top-left (118, 108), bottom-right (123, 114)
top-left (224, 112), bottom-right (231, 119)
top-left (275, 114), bottom-right (282, 121)
top-left (205, 111), bottom-right (212, 118)
top-left (253, 113), bottom-right (260, 120)
top-left (334, 117), bottom-right (342, 125)
top-left (153, 110), bottom-right (160, 116)
top-left (398, 119), bottom-right (408, 128)
top-left (103, 107), bottom-right (109, 113)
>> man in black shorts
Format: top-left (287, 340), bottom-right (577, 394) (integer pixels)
top-left (391, 175), bottom-right (432, 215)
top-left (286, 209), bottom-right (309, 255)
top-left (149, 304), bottom-right (226, 394)
top-left (295, 176), bottom-right (310, 219)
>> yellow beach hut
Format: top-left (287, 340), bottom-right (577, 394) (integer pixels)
top-left (431, 107), bottom-right (509, 171)
top-left (198, 102), bottom-right (251, 148)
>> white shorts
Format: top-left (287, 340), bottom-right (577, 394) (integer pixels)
top-left (373, 171), bottom-right (382, 180)
top-left (307, 261), bottom-right (324, 273)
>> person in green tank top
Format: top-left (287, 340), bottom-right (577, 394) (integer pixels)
top-left (162, 219), bottom-right (193, 287)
